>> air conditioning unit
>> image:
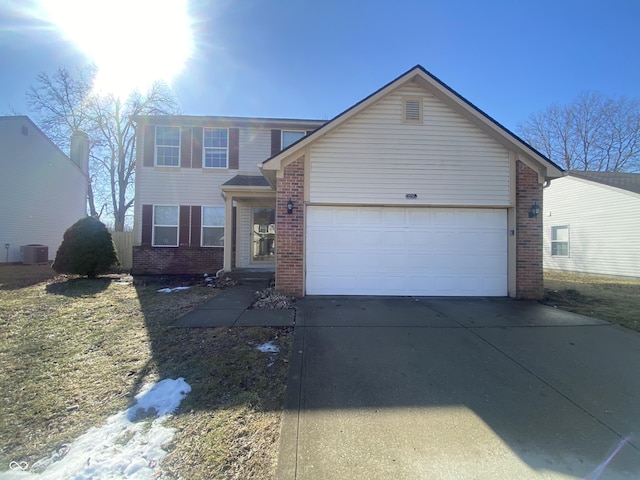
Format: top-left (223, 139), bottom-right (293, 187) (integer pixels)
top-left (21, 244), bottom-right (49, 264)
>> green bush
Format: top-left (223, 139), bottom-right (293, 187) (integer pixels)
top-left (53, 217), bottom-right (119, 278)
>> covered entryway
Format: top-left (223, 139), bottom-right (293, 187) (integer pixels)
top-left (220, 175), bottom-right (276, 272)
top-left (305, 206), bottom-right (508, 296)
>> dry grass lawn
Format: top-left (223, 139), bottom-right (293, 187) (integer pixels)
top-left (543, 270), bottom-right (640, 332)
top-left (0, 264), bottom-right (292, 479)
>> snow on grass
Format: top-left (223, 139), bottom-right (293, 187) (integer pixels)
top-left (256, 342), bottom-right (279, 353)
top-left (157, 286), bottom-right (190, 293)
top-left (0, 378), bottom-right (190, 480)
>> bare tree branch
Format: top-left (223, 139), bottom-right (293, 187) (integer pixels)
top-left (518, 92), bottom-right (640, 173)
top-left (26, 66), bottom-right (179, 230)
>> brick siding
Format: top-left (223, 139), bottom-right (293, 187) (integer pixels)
top-left (131, 246), bottom-right (223, 275)
top-left (515, 160), bottom-right (544, 299)
top-left (275, 156), bottom-right (305, 297)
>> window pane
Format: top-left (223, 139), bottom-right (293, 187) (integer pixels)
top-left (202, 227), bottom-right (224, 246)
top-left (552, 243), bottom-right (568, 256)
top-left (552, 226), bottom-right (569, 242)
top-left (203, 207), bottom-right (225, 226)
top-left (154, 206), bottom-right (178, 225)
top-left (156, 126), bottom-right (180, 146)
top-left (204, 150), bottom-right (227, 168)
top-left (204, 128), bottom-right (228, 148)
top-left (154, 226), bottom-right (178, 246)
top-left (282, 130), bottom-right (305, 149)
top-left (156, 146), bottom-right (179, 166)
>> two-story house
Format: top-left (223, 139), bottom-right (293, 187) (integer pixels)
top-left (131, 116), bottom-right (325, 276)
top-left (132, 66), bottom-right (563, 299)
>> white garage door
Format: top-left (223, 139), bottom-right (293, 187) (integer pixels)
top-left (306, 206), bottom-right (508, 296)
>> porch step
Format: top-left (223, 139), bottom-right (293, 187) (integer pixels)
top-left (222, 269), bottom-right (275, 285)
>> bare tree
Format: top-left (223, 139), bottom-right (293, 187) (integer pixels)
top-left (26, 66), bottom-right (179, 230)
top-left (518, 92), bottom-right (640, 173)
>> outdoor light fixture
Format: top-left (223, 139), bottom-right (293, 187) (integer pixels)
top-left (528, 201), bottom-right (541, 218)
top-left (287, 198), bottom-right (294, 215)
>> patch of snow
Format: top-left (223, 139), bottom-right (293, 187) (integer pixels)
top-left (0, 378), bottom-right (190, 480)
top-left (157, 286), bottom-right (190, 293)
top-left (256, 342), bottom-right (279, 353)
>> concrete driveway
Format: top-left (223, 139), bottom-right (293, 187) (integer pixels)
top-left (277, 297), bottom-right (640, 479)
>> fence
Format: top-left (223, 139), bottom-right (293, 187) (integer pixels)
top-left (111, 231), bottom-right (134, 271)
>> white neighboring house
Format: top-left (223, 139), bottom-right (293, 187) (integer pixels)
top-left (543, 171), bottom-right (640, 278)
top-left (0, 116), bottom-right (89, 263)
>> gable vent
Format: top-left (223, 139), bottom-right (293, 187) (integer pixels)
top-left (402, 96), bottom-right (423, 124)
top-left (405, 100), bottom-right (420, 120)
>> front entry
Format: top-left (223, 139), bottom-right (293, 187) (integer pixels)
top-left (252, 207), bottom-right (276, 263)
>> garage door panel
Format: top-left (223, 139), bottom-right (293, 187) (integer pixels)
top-left (306, 206), bottom-right (507, 296)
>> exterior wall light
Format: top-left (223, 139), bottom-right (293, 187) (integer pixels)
top-left (528, 201), bottom-right (540, 218)
top-left (287, 198), bottom-right (294, 215)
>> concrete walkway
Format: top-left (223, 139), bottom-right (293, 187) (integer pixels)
top-left (171, 284), bottom-right (295, 327)
top-left (278, 297), bottom-right (640, 479)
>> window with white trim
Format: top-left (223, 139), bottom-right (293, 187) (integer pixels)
top-left (282, 130), bottom-right (305, 149)
top-left (551, 225), bottom-right (569, 256)
top-left (204, 128), bottom-right (228, 168)
top-left (155, 126), bottom-right (180, 166)
top-left (153, 206), bottom-right (179, 246)
top-left (202, 206), bottom-right (225, 246)
top-left (402, 96), bottom-right (423, 124)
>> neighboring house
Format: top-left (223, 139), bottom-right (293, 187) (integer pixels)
top-left (0, 116), bottom-right (89, 263)
top-left (132, 65), bottom-right (563, 299)
top-left (543, 171), bottom-right (640, 278)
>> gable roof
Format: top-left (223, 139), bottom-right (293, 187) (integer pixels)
top-left (261, 65), bottom-right (564, 183)
top-left (568, 171), bottom-right (640, 195)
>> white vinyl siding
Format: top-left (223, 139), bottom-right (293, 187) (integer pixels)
top-left (155, 126), bottom-right (180, 166)
top-left (306, 206), bottom-right (508, 296)
top-left (153, 205), bottom-right (179, 246)
top-left (236, 205), bottom-right (253, 267)
top-left (135, 127), bottom-right (274, 244)
top-left (544, 176), bottom-right (640, 277)
top-left (202, 206), bottom-right (225, 246)
top-left (309, 85), bottom-right (510, 206)
top-left (0, 117), bottom-right (87, 262)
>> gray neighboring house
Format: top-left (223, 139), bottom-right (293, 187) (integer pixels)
top-left (543, 171), bottom-right (640, 278)
top-left (0, 116), bottom-right (89, 263)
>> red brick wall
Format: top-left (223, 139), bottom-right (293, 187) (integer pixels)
top-left (275, 156), bottom-right (305, 297)
top-left (515, 160), bottom-right (544, 299)
top-left (131, 246), bottom-right (223, 275)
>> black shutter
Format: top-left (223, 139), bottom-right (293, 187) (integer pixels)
top-left (192, 127), bottom-right (203, 168)
top-left (271, 129), bottom-right (281, 156)
top-left (143, 126), bottom-right (155, 167)
top-left (141, 205), bottom-right (153, 245)
top-left (180, 127), bottom-right (192, 168)
top-left (229, 128), bottom-right (239, 169)
top-left (179, 206), bottom-right (190, 246)
top-left (190, 206), bottom-right (201, 246)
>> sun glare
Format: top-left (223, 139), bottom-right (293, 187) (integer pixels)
top-left (37, 0), bottom-right (194, 98)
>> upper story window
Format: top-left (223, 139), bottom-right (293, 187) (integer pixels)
top-left (282, 130), bottom-right (306, 149)
top-left (551, 225), bottom-right (569, 256)
top-left (155, 126), bottom-right (180, 166)
top-left (153, 205), bottom-right (179, 246)
top-left (204, 128), bottom-right (228, 168)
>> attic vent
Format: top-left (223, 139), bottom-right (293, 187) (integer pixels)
top-left (402, 96), bottom-right (423, 124)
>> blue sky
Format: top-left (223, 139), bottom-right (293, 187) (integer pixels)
top-left (1, 0), bottom-right (639, 132)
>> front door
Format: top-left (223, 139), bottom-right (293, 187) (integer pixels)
top-left (252, 207), bottom-right (275, 263)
